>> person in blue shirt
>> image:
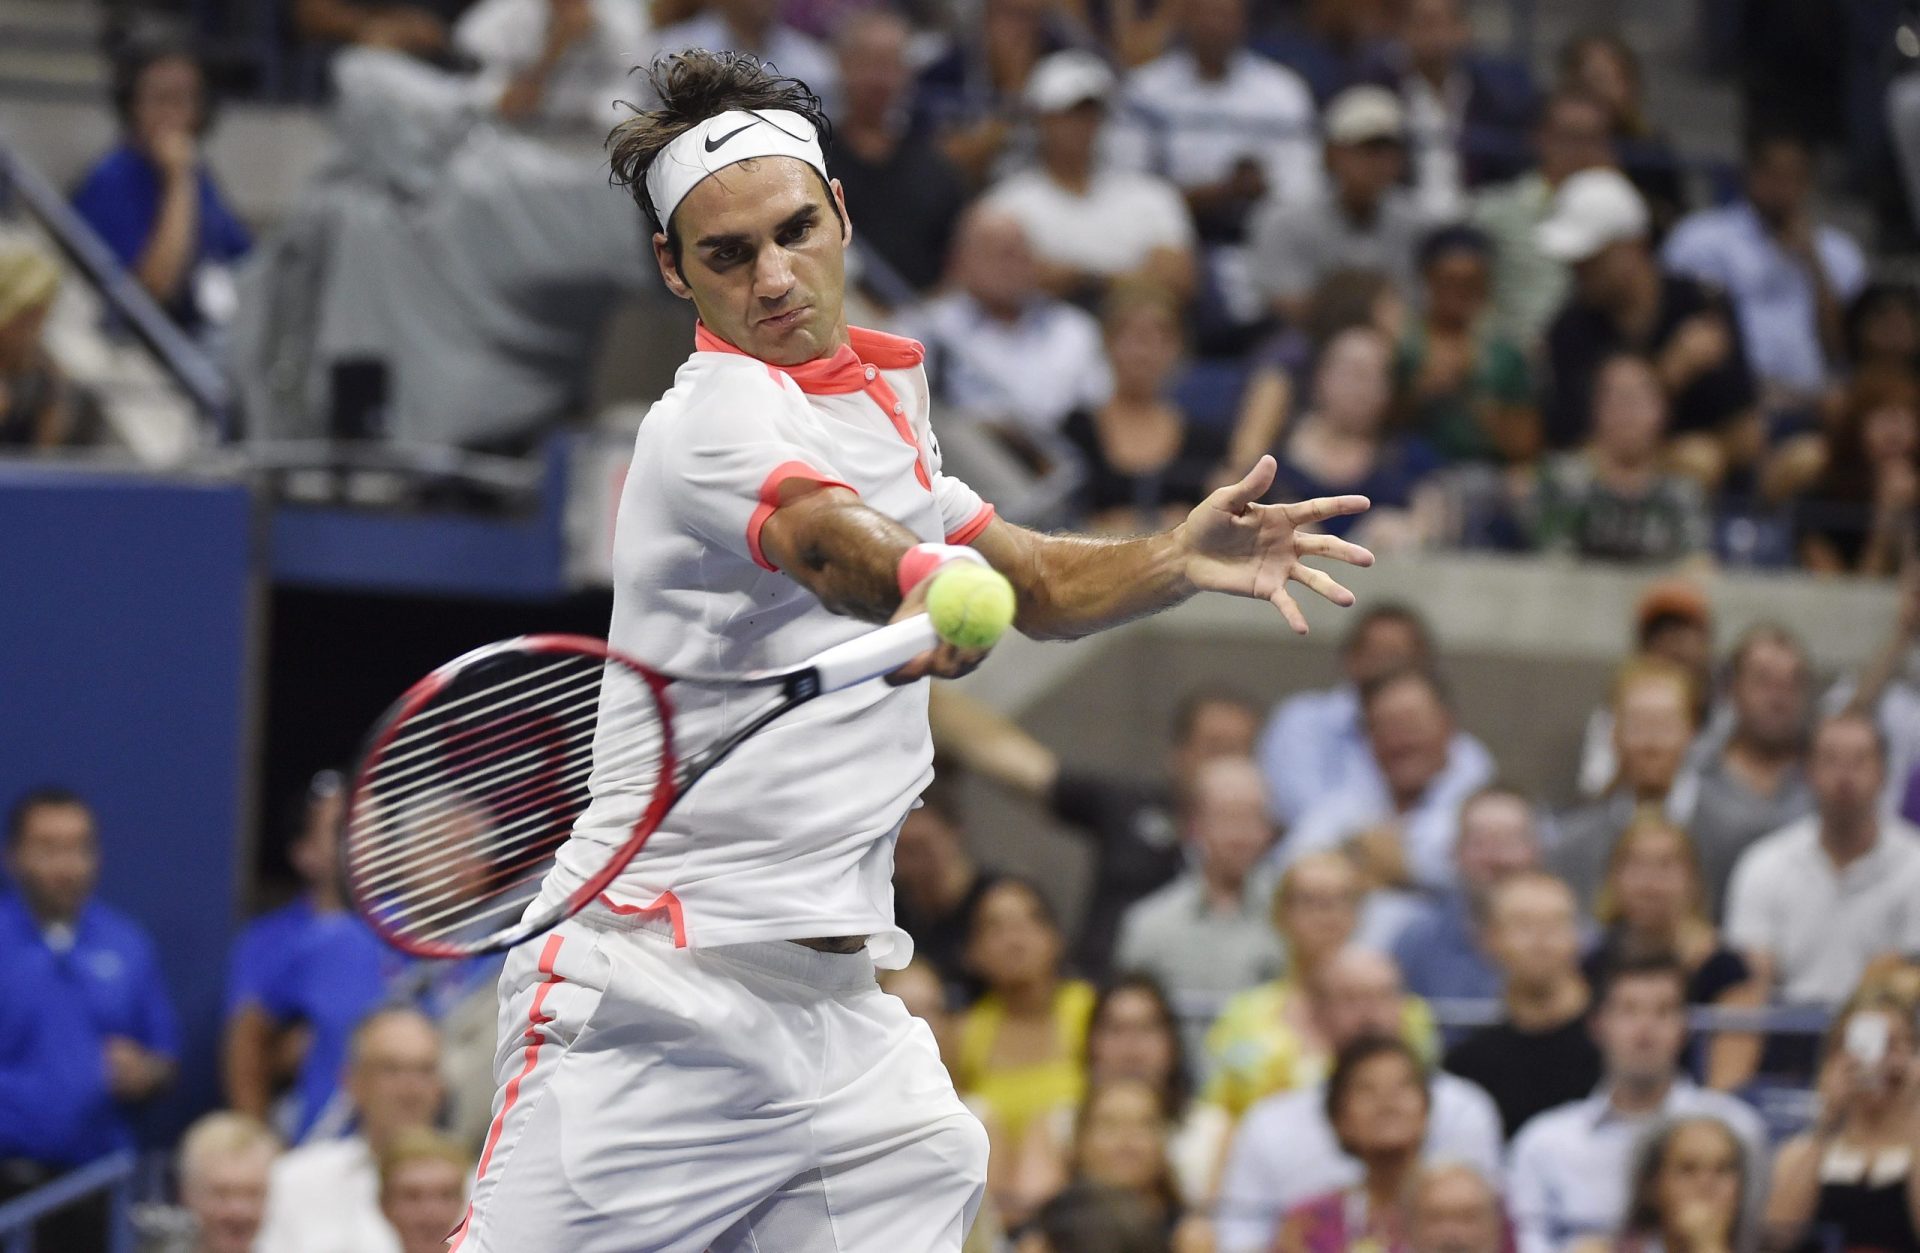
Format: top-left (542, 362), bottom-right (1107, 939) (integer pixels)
top-left (70, 41), bottom-right (251, 335)
top-left (0, 787), bottom-right (179, 1248)
top-left (1390, 782), bottom-right (1542, 1007)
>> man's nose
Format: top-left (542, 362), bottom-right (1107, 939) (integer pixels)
top-left (755, 247), bottom-right (795, 299)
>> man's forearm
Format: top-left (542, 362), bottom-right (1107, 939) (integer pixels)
top-left (985, 525), bottom-right (1194, 641)
top-left (760, 487), bottom-right (917, 623)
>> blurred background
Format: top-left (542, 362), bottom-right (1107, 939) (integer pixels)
top-left (7, 0), bottom-right (1920, 1249)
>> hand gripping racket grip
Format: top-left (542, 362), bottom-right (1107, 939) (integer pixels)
top-left (809, 615), bottom-right (942, 691)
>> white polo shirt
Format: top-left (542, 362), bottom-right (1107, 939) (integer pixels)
top-left (1115, 49), bottom-right (1323, 206)
top-left (983, 167), bottom-right (1196, 279)
top-left (1725, 815), bottom-right (1920, 1005)
top-left (543, 324), bottom-right (993, 966)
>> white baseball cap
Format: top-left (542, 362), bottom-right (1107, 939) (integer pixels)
top-left (1323, 85), bottom-right (1406, 145)
top-left (1024, 50), bottom-right (1115, 114)
top-left (1536, 167), bottom-right (1650, 262)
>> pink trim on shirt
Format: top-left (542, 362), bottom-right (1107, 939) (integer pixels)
top-left (746, 460), bottom-right (857, 572)
top-left (946, 502), bottom-right (997, 545)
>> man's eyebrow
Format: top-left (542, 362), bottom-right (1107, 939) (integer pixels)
top-left (694, 205), bottom-right (821, 251)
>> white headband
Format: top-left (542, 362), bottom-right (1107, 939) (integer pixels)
top-left (644, 109), bottom-right (829, 232)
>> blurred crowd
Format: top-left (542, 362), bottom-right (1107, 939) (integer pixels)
top-left (4, 0), bottom-right (1920, 573)
top-left (14, 570), bottom-right (1920, 1250)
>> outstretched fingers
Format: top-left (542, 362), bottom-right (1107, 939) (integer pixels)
top-left (1268, 584), bottom-right (1310, 635)
top-left (1217, 455), bottom-right (1279, 512)
top-left (1289, 562), bottom-right (1356, 608)
top-left (1284, 494), bottom-right (1372, 527)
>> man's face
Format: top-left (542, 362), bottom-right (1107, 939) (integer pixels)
top-left (1535, 99), bottom-right (1612, 185)
top-left (1487, 878), bottom-right (1578, 990)
top-left (1572, 239), bottom-right (1644, 310)
top-left (1422, 248), bottom-right (1489, 330)
top-left (7, 802), bottom-right (98, 922)
top-left (1180, 0), bottom-right (1246, 60)
top-left (1038, 101), bottom-right (1104, 170)
top-left (1731, 639), bottom-right (1809, 753)
top-left (1328, 139), bottom-right (1405, 209)
top-left (1169, 700), bottom-right (1258, 795)
top-left (1277, 857), bottom-right (1361, 964)
top-left (1811, 718), bottom-right (1886, 828)
top-left (1614, 676), bottom-right (1694, 795)
top-left (1364, 678), bottom-right (1453, 802)
top-left (383, 1158), bottom-right (467, 1253)
top-left (1343, 618), bottom-right (1427, 686)
top-left (1594, 972), bottom-right (1687, 1087)
top-left (348, 1015), bottom-right (444, 1142)
top-left (656, 158), bottom-right (852, 367)
top-left (133, 55), bottom-right (202, 150)
top-left (183, 1150), bottom-right (273, 1253)
top-left (1644, 619), bottom-right (1710, 680)
top-left (1403, 0), bottom-right (1468, 71)
top-left (1319, 951), bottom-right (1407, 1047)
top-left (1188, 762), bottom-right (1275, 882)
top-left (955, 211), bottom-right (1038, 311)
top-left (1746, 140), bottom-right (1812, 232)
top-left (1410, 1169), bottom-right (1504, 1253)
top-left (837, 19), bottom-right (910, 122)
top-left (1452, 794), bottom-right (1538, 895)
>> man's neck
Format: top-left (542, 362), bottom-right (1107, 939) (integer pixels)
top-left (1364, 1149), bottom-right (1419, 1209)
top-left (1338, 191), bottom-right (1382, 228)
top-left (1821, 814), bottom-right (1879, 869)
top-left (23, 897), bottom-right (77, 933)
top-left (1193, 47), bottom-right (1232, 81)
top-left (1612, 263), bottom-right (1661, 334)
top-left (1200, 867), bottom-right (1247, 913)
top-left (1505, 972), bottom-right (1587, 1031)
top-left (1722, 733), bottom-right (1796, 792)
top-left (1048, 159), bottom-right (1093, 196)
top-left (1607, 1071), bottom-right (1675, 1117)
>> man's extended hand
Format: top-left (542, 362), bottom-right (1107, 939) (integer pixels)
top-left (884, 568), bottom-right (994, 684)
top-left (1176, 455), bottom-right (1374, 633)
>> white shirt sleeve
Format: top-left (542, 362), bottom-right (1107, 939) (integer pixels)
top-left (1660, 213), bottom-right (1726, 287)
top-left (1141, 177), bottom-right (1198, 248)
top-left (1214, 1106), bottom-right (1292, 1253)
top-left (1820, 228), bottom-right (1870, 305)
top-left (1503, 1118), bottom-right (1561, 1253)
top-left (1434, 1076), bottom-right (1506, 1186)
top-left (1721, 844), bottom-right (1774, 961)
top-left (660, 369), bottom-right (856, 569)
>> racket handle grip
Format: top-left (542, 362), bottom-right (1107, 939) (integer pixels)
top-left (812, 615), bottom-right (942, 691)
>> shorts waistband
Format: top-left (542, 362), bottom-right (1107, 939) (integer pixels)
top-left (573, 907), bottom-right (877, 992)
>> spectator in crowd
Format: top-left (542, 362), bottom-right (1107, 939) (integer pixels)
top-left (829, 11), bottom-right (967, 294)
top-left (1060, 1079), bottom-right (1210, 1249)
top-left (1015, 1181), bottom-right (1173, 1253)
top-left (1688, 625), bottom-right (1815, 915)
top-left (1398, 224), bottom-right (1540, 465)
top-left (648, 0), bottom-right (837, 115)
top-left (1554, 32), bottom-right (1685, 237)
top-left (1392, 783), bottom-right (1543, 1003)
top-left (1114, 758), bottom-right (1283, 1039)
top-left (1369, 0), bottom-right (1536, 215)
top-left (1285, 666), bottom-right (1496, 896)
top-left (1841, 282), bottom-right (1920, 382)
top-left (1765, 992), bottom-right (1920, 1250)
top-left (1575, 579), bottom-right (1717, 800)
top-left (292, 0), bottom-right (471, 56)
top-left (224, 777), bottom-right (400, 1143)
top-left (1062, 281), bottom-right (1234, 532)
top-left (1258, 602), bottom-right (1453, 827)
top-left (0, 788), bottom-right (177, 1245)
top-left (1013, 976), bottom-right (1228, 1216)
top-left (1571, 1116), bottom-right (1751, 1253)
top-left (0, 244), bottom-right (88, 449)
top-left (72, 41), bottom-right (251, 339)
top-left (1471, 88), bottom-right (1614, 349)
top-left (376, 1129), bottom-right (470, 1253)
top-left (1207, 917), bottom-right (1439, 1119)
top-left (1526, 352), bottom-right (1714, 561)
top-left (1835, 573), bottom-right (1920, 819)
top-left (1273, 1036), bottom-right (1434, 1253)
top-left (1407, 1163), bottom-right (1509, 1253)
top-left (1506, 955), bottom-right (1767, 1253)
top-left (1555, 659), bottom-right (1703, 910)
top-left (1539, 170), bottom-right (1759, 481)
top-left (1116, 0), bottom-right (1321, 242)
top-left (1793, 369), bottom-right (1920, 576)
top-left (1258, 0), bottom-right (1394, 105)
top-left (452, 0), bottom-right (644, 130)
top-left (1267, 326), bottom-right (1447, 550)
top-left (1663, 130), bottom-right (1867, 409)
top-left (913, 205), bottom-right (1110, 443)
top-left (257, 1006), bottom-right (444, 1253)
top-left (893, 783), bottom-right (1000, 1000)
top-left (1444, 872), bottom-right (1602, 1138)
top-left (915, 0), bottom-right (1071, 184)
top-left (1215, 951), bottom-right (1502, 1251)
top-left (983, 52), bottom-right (1198, 305)
top-left (1248, 86), bottom-right (1427, 324)
top-left (956, 878), bottom-right (1098, 1146)
top-left (1726, 711), bottom-right (1920, 1007)
top-left (143, 1112), bottom-right (281, 1253)
top-left (1581, 816), bottom-right (1762, 1090)
top-left (928, 685), bottom-right (1258, 976)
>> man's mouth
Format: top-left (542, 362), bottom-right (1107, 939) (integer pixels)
top-left (759, 306), bottom-right (810, 332)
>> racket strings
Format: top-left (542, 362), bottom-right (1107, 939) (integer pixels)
top-left (345, 649), bottom-right (668, 951)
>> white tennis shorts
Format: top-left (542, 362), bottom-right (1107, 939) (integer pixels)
top-left (449, 911), bottom-right (989, 1252)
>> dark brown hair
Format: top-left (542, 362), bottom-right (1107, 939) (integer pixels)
top-left (1814, 368), bottom-right (1920, 505)
top-left (607, 50), bottom-right (835, 251)
top-left (1620, 1116), bottom-right (1747, 1244)
top-left (1323, 1034), bottom-right (1430, 1157)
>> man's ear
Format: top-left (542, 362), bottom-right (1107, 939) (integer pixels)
top-left (653, 231), bottom-right (692, 301)
top-left (830, 177), bottom-right (853, 247)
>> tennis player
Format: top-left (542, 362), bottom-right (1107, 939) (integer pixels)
top-left (450, 50), bottom-right (1373, 1253)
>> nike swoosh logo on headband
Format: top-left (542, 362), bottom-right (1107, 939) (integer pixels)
top-left (703, 121), bottom-right (759, 152)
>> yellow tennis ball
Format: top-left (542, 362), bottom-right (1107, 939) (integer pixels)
top-left (926, 562), bottom-right (1016, 650)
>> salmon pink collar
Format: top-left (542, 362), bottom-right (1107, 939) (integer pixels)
top-left (694, 323), bottom-right (925, 395)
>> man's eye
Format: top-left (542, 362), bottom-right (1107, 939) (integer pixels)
top-left (780, 223), bottom-right (811, 245)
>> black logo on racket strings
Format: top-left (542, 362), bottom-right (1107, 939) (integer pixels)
top-left (703, 121), bottom-right (760, 152)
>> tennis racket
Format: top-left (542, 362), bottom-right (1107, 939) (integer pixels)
top-left (340, 615), bottom-right (943, 959)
